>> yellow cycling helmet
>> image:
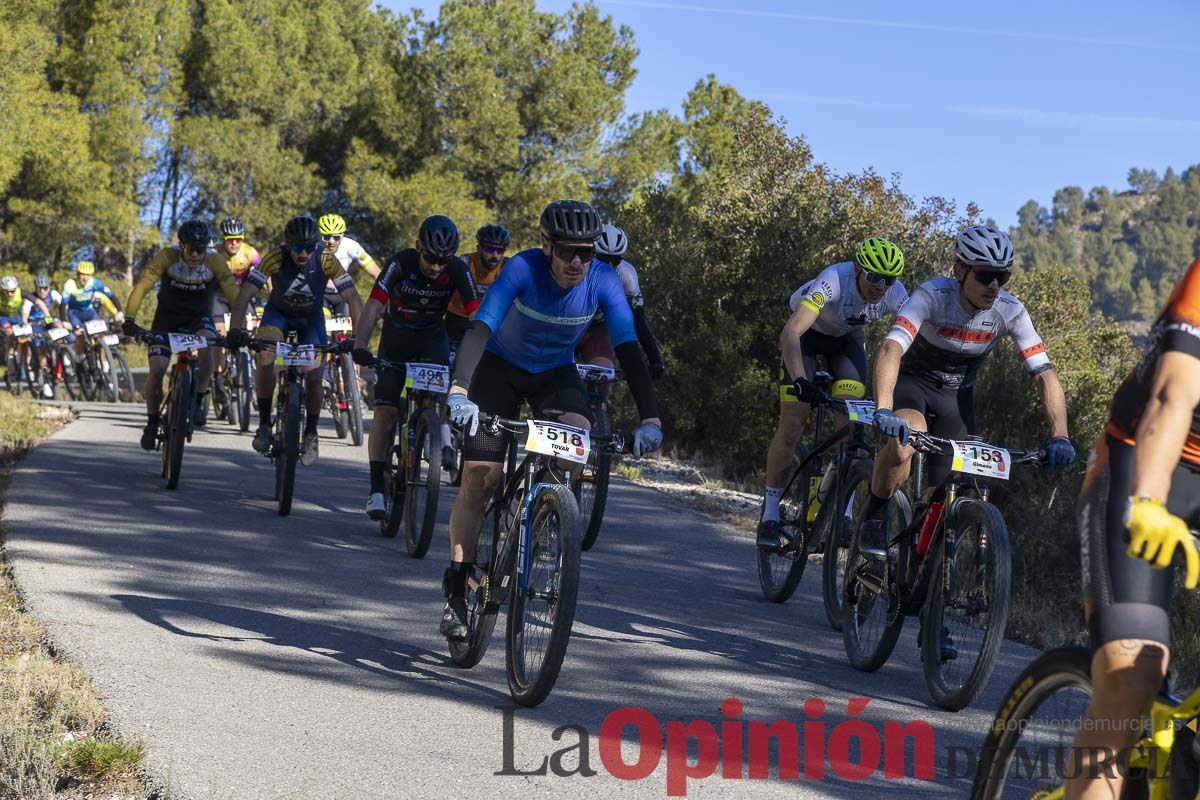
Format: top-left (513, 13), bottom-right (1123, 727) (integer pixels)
top-left (853, 237), bottom-right (904, 277)
top-left (318, 213), bottom-right (346, 236)
top-left (76, 260), bottom-right (96, 276)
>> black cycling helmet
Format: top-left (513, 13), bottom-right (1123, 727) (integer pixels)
top-left (284, 215), bottom-right (320, 247)
top-left (220, 216), bottom-right (246, 238)
top-left (417, 215), bottom-right (460, 259)
top-left (476, 224), bottom-right (512, 249)
top-left (177, 219), bottom-right (212, 249)
top-left (34, 272), bottom-right (51, 290)
top-left (539, 200), bottom-right (602, 242)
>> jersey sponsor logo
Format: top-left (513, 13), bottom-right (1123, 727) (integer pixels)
top-left (894, 316), bottom-right (918, 338)
top-left (283, 272), bottom-right (316, 305)
top-left (936, 326), bottom-right (995, 345)
top-left (1019, 341), bottom-right (1048, 360)
top-left (820, 280), bottom-right (834, 296)
top-left (804, 291), bottom-right (826, 309)
top-left (513, 298), bottom-right (594, 326)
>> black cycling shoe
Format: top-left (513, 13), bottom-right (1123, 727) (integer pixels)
top-left (856, 517), bottom-right (889, 559)
top-left (756, 518), bottom-right (782, 551)
top-left (193, 393), bottom-right (209, 429)
top-left (140, 420), bottom-right (157, 451)
top-left (440, 596), bottom-right (469, 641)
top-left (252, 425), bottom-right (272, 454)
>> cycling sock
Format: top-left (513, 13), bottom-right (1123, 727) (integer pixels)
top-left (256, 397), bottom-right (272, 428)
top-left (369, 460), bottom-right (385, 494)
top-left (304, 417), bottom-right (318, 435)
top-left (440, 423), bottom-right (451, 444)
top-left (762, 486), bottom-right (784, 522)
top-left (864, 490), bottom-right (891, 520)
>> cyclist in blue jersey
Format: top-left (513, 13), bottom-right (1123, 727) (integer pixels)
top-left (438, 199), bottom-right (665, 641)
top-left (60, 261), bottom-right (123, 360)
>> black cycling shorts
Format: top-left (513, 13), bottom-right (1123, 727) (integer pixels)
top-left (893, 371), bottom-right (976, 486)
top-left (374, 326), bottom-right (451, 408)
top-left (462, 351), bottom-right (593, 463)
top-left (1079, 435), bottom-right (1200, 649)
top-left (780, 328), bottom-right (868, 403)
top-left (148, 307), bottom-right (216, 359)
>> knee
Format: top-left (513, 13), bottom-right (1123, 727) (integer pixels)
top-left (460, 463), bottom-right (501, 496)
top-left (559, 412), bottom-right (590, 431)
top-left (775, 409), bottom-right (807, 442)
top-left (1092, 645), bottom-right (1167, 715)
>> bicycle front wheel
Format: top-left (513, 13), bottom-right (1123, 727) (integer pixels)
top-left (841, 494), bottom-right (906, 672)
top-left (114, 350), bottom-right (135, 403)
top-left (449, 504), bottom-right (503, 668)
top-left (96, 343), bottom-right (118, 402)
top-left (756, 464), bottom-right (820, 603)
top-left (343, 356), bottom-right (364, 447)
top-left (275, 381), bottom-right (301, 516)
top-left (235, 351), bottom-right (252, 432)
top-left (823, 459), bottom-right (873, 629)
top-left (405, 408), bottom-right (442, 558)
top-left (56, 346), bottom-right (80, 400)
top-left (578, 405), bottom-right (611, 551)
top-left (921, 498), bottom-right (1011, 711)
top-left (970, 646), bottom-right (1095, 800)
top-left (79, 350), bottom-right (99, 400)
top-left (164, 369), bottom-right (190, 490)
top-left (505, 483), bottom-right (582, 707)
top-left (327, 367), bottom-right (347, 439)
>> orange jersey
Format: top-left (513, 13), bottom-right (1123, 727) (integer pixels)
top-left (225, 241), bottom-right (261, 282)
top-left (447, 251), bottom-right (505, 319)
top-left (1107, 257), bottom-right (1200, 465)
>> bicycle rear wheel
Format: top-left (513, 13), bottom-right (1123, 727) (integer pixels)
top-left (275, 381), bottom-right (301, 516)
top-left (841, 489), bottom-right (907, 672)
top-left (921, 499), bottom-right (1011, 711)
top-left (756, 466), bottom-right (817, 603)
top-left (327, 366), bottom-right (347, 439)
top-left (449, 504), bottom-right (504, 668)
top-left (114, 350), bottom-right (135, 402)
top-left (505, 483), bottom-right (582, 707)
top-left (79, 350), bottom-right (99, 400)
top-left (405, 408), bottom-right (442, 558)
top-left (823, 459), bottom-right (873, 630)
top-left (3, 349), bottom-right (17, 395)
top-left (343, 357), bottom-right (364, 447)
top-left (222, 367), bottom-right (238, 427)
top-left (55, 346), bottom-right (80, 400)
top-left (164, 368), bottom-right (190, 490)
top-left (970, 646), bottom-right (1096, 800)
top-left (96, 343), bottom-right (118, 402)
top-left (578, 405), bottom-right (611, 551)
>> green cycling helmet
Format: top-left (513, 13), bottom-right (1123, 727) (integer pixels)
top-left (853, 237), bottom-right (904, 277)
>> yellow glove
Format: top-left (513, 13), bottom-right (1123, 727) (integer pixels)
top-left (1126, 496), bottom-right (1199, 589)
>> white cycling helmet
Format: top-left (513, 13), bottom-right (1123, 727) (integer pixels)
top-left (955, 225), bottom-right (1014, 269)
top-left (1, 276), bottom-right (18, 292)
top-left (595, 224), bottom-right (628, 258)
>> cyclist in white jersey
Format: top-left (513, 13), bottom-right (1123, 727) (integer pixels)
top-left (859, 225), bottom-right (1077, 555)
top-left (318, 213), bottom-right (380, 316)
top-left (757, 238), bottom-right (908, 550)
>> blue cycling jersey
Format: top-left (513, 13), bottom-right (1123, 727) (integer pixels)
top-left (476, 248), bottom-right (637, 373)
top-left (62, 277), bottom-right (116, 311)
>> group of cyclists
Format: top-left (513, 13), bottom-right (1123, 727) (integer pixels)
top-left (11, 195), bottom-right (1200, 794)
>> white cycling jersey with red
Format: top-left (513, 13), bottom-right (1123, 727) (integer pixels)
top-left (789, 261), bottom-right (909, 337)
top-left (885, 275), bottom-right (1052, 387)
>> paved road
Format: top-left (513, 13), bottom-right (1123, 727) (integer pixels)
top-left (5, 403), bottom-right (1039, 799)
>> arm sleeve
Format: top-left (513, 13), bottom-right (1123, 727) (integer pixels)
top-left (1008, 303), bottom-right (1053, 375)
top-left (1161, 258), bottom-right (1200, 358)
top-left (59, 281), bottom-right (76, 318)
top-left (614, 341), bottom-right (660, 420)
top-left (207, 254), bottom-right (240, 304)
top-left (322, 251), bottom-right (354, 293)
top-left (244, 250), bottom-right (276, 290)
top-left (792, 265), bottom-right (843, 315)
top-left (885, 284), bottom-right (932, 354)
top-left (450, 319), bottom-right (493, 391)
top-left (454, 260), bottom-right (480, 316)
top-left (353, 243), bottom-right (376, 272)
top-left (95, 292), bottom-right (118, 316)
top-left (369, 256), bottom-right (397, 305)
top-left (632, 305), bottom-right (662, 364)
top-left (124, 254), bottom-right (169, 320)
top-left (98, 282), bottom-right (121, 311)
top-left (598, 270), bottom-right (638, 348)
top-left (473, 256), bottom-right (528, 332)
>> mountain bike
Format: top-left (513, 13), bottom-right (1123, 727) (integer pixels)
top-left (72, 318), bottom-right (121, 402)
top-left (214, 312), bottom-right (256, 431)
top-left (249, 338), bottom-right (338, 516)
top-left (972, 581), bottom-right (1200, 800)
top-left (448, 412), bottom-right (626, 707)
top-left (373, 359), bottom-right (448, 557)
top-left (4, 324), bottom-right (46, 397)
top-left (47, 325), bottom-right (77, 399)
top-left (842, 430), bottom-right (1045, 710)
top-left (134, 330), bottom-right (222, 490)
top-left (573, 363), bottom-right (622, 550)
top-left (323, 315), bottom-right (364, 447)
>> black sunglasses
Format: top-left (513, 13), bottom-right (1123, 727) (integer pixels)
top-left (552, 242), bottom-right (595, 264)
top-left (971, 268), bottom-right (1011, 287)
top-left (420, 249), bottom-right (449, 266)
top-left (291, 242), bottom-right (318, 254)
top-left (321, 235), bottom-right (341, 243)
top-left (860, 270), bottom-right (897, 287)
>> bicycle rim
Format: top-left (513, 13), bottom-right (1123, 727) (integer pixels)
top-left (505, 484), bottom-right (582, 707)
top-left (970, 647), bottom-right (1096, 800)
top-left (405, 410), bottom-right (442, 558)
top-left (343, 357), bottom-right (364, 446)
top-left (922, 499), bottom-right (1012, 710)
top-left (449, 506), bottom-right (502, 668)
top-left (824, 460), bottom-right (872, 630)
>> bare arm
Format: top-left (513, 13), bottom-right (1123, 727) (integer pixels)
top-left (779, 304), bottom-right (818, 382)
top-left (873, 339), bottom-right (903, 410)
top-left (353, 298), bottom-right (384, 348)
top-left (1132, 351), bottom-right (1200, 500)
top-left (340, 287), bottom-right (364, 328)
top-left (229, 282), bottom-right (259, 330)
top-left (1033, 368), bottom-right (1070, 441)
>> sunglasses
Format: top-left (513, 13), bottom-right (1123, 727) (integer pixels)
top-left (321, 235), bottom-right (342, 243)
top-left (552, 242), bottom-right (595, 264)
top-left (223, 236), bottom-right (243, 242)
top-left (291, 242), bottom-right (318, 254)
top-left (480, 245), bottom-right (506, 256)
top-left (971, 268), bottom-right (1011, 287)
top-left (181, 243), bottom-right (206, 255)
top-left (860, 270), bottom-right (897, 287)
top-left (420, 250), bottom-right (448, 266)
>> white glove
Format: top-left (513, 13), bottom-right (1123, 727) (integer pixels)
top-left (446, 392), bottom-right (480, 436)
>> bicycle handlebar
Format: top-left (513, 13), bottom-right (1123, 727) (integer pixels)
top-left (476, 412), bottom-right (628, 454)
top-left (133, 330), bottom-right (229, 348)
top-left (905, 430), bottom-right (1046, 465)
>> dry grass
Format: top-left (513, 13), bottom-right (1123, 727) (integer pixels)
top-left (0, 396), bottom-right (154, 799)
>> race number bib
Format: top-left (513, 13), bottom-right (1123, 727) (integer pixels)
top-left (101, 334), bottom-right (120, 346)
top-left (845, 399), bottom-right (876, 425)
top-left (325, 316), bottom-right (353, 333)
top-left (84, 319), bottom-right (109, 335)
top-left (525, 420), bottom-right (591, 465)
top-left (10, 325), bottom-right (32, 338)
top-left (47, 327), bottom-right (70, 342)
top-left (168, 333), bottom-right (208, 353)
top-left (406, 363), bottom-right (449, 393)
top-left (951, 441), bottom-right (1010, 480)
top-left (576, 363), bottom-right (615, 382)
top-left (275, 342), bottom-right (315, 367)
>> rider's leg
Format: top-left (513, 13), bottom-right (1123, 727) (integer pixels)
top-left (764, 399), bottom-right (810, 520)
top-left (368, 403), bottom-right (400, 493)
top-left (144, 354), bottom-right (169, 416)
top-left (866, 409), bottom-right (926, 516)
top-left (303, 366), bottom-right (323, 433)
top-left (254, 328), bottom-right (280, 430)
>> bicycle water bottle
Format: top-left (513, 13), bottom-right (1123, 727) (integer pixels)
top-left (915, 501), bottom-right (944, 555)
top-left (805, 475), bottom-right (821, 523)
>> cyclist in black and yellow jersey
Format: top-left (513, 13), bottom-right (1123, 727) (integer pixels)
top-left (122, 220), bottom-right (240, 449)
top-left (1068, 257), bottom-right (1200, 799)
top-left (756, 238), bottom-right (909, 550)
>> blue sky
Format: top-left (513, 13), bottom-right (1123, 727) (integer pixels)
top-left (385, 0), bottom-right (1200, 226)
